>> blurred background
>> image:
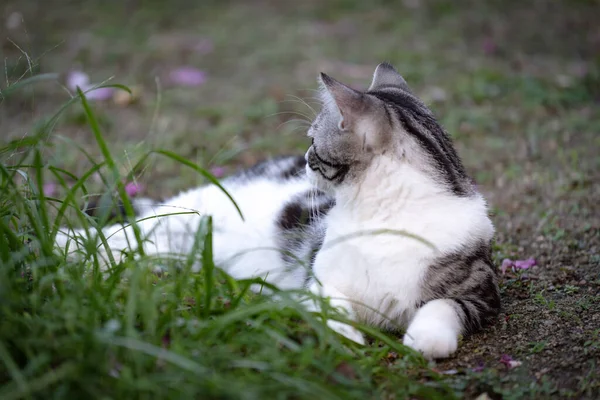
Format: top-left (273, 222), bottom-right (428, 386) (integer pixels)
top-left (0, 0), bottom-right (598, 199)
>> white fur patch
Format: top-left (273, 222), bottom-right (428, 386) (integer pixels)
top-left (402, 299), bottom-right (461, 359)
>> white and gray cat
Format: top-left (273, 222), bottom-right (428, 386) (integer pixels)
top-left (56, 63), bottom-right (500, 359)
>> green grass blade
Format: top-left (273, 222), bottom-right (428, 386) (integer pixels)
top-left (97, 336), bottom-right (208, 375)
top-left (0, 362), bottom-right (76, 400)
top-left (202, 216), bottom-right (214, 318)
top-left (0, 342), bottom-right (28, 396)
top-left (0, 73), bottom-right (59, 99)
top-left (152, 149), bottom-right (244, 221)
top-left (76, 86), bottom-right (145, 256)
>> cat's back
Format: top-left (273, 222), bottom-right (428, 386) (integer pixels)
top-left (157, 155), bottom-right (310, 223)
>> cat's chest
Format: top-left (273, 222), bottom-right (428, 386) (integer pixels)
top-left (312, 215), bottom-right (432, 300)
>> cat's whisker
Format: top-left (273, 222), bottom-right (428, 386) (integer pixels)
top-left (267, 110), bottom-right (313, 123)
top-left (284, 95), bottom-right (318, 118)
top-left (275, 119), bottom-right (311, 134)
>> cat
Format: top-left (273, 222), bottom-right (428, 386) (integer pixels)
top-left (55, 63), bottom-right (501, 359)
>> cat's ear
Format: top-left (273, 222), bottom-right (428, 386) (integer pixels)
top-left (368, 62), bottom-right (410, 92)
top-left (319, 73), bottom-right (364, 131)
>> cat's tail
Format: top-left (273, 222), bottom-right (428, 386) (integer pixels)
top-left (54, 223), bottom-right (135, 267)
top-left (54, 197), bottom-right (157, 265)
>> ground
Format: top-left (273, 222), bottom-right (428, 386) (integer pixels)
top-left (1, 0), bottom-right (599, 398)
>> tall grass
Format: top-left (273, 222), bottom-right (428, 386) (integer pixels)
top-left (0, 82), bottom-right (457, 399)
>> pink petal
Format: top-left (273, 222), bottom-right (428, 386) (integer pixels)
top-left (125, 182), bottom-right (143, 197)
top-left (500, 354), bottom-right (512, 363)
top-left (499, 354), bottom-right (522, 369)
top-left (210, 166), bottom-right (226, 178)
top-left (514, 258), bottom-right (536, 270)
top-left (66, 70), bottom-right (90, 91)
top-left (42, 182), bottom-right (56, 197)
top-left (501, 259), bottom-right (513, 275)
top-left (84, 86), bottom-right (114, 101)
top-left (508, 360), bottom-right (523, 368)
top-left (472, 363), bottom-right (485, 372)
top-left (169, 67), bottom-right (206, 86)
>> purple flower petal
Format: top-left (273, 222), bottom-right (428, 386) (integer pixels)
top-left (501, 258), bottom-right (537, 274)
top-left (43, 182), bottom-right (56, 197)
top-left (169, 66), bottom-right (206, 87)
top-left (501, 259), bottom-right (513, 275)
top-left (66, 70), bottom-right (90, 91)
top-left (210, 166), bottom-right (226, 178)
top-left (499, 354), bottom-right (522, 369)
top-left (472, 363), bottom-right (485, 373)
top-left (66, 70), bottom-right (114, 101)
top-left (125, 182), bottom-right (143, 197)
top-left (500, 354), bottom-right (512, 363)
top-left (514, 258), bottom-right (536, 270)
top-left (84, 86), bottom-right (114, 101)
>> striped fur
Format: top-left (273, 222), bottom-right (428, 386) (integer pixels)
top-left (304, 62), bottom-right (500, 358)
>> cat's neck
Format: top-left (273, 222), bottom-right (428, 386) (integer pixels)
top-left (333, 155), bottom-right (450, 215)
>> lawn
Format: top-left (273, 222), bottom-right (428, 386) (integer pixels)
top-left (1, 0), bottom-right (599, 398)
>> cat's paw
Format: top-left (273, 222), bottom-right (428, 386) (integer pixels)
top-left (403, 325), bottom-right (458, 360)
top-left (327, 320), bottom-right (365, 345)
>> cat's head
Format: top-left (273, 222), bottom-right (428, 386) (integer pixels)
top-left (305, 62), bottom-right (472, 196)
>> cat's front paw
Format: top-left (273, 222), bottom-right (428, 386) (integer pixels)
top-left (403, 325), bottom-right (458, 360)
top-left (327, 320), bottom-right (365, 345)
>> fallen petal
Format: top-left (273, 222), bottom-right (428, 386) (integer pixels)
top-left (508, 360), bottom-right (522, 368)
top-left (472, 363), bottom-right (485, 373)
top-left (210, 166), bottom-right (226, 178)
top-left (499, 354), bottom-right (513, 366)
top-left (501, 258), bottom-right (513, 274)
top-left (84, 86), bottom-right (114, 101)
top-left (169, 66), bottom-right (206, 86)
top-left (42, 182), bottom-right (56, 197)
top-left (514, 258), bottom-right (537, 270)
top-left (499, 354), bottom-right (522, 369)
top-left (125, 182), bottom-right (143, 197)
top-left (441, 369), bottom-right (459, 375)
top-left (66, 70), bottom-right (90, 91)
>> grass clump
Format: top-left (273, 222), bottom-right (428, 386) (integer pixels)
top-left (0, 85), bottom-right (456, 399)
